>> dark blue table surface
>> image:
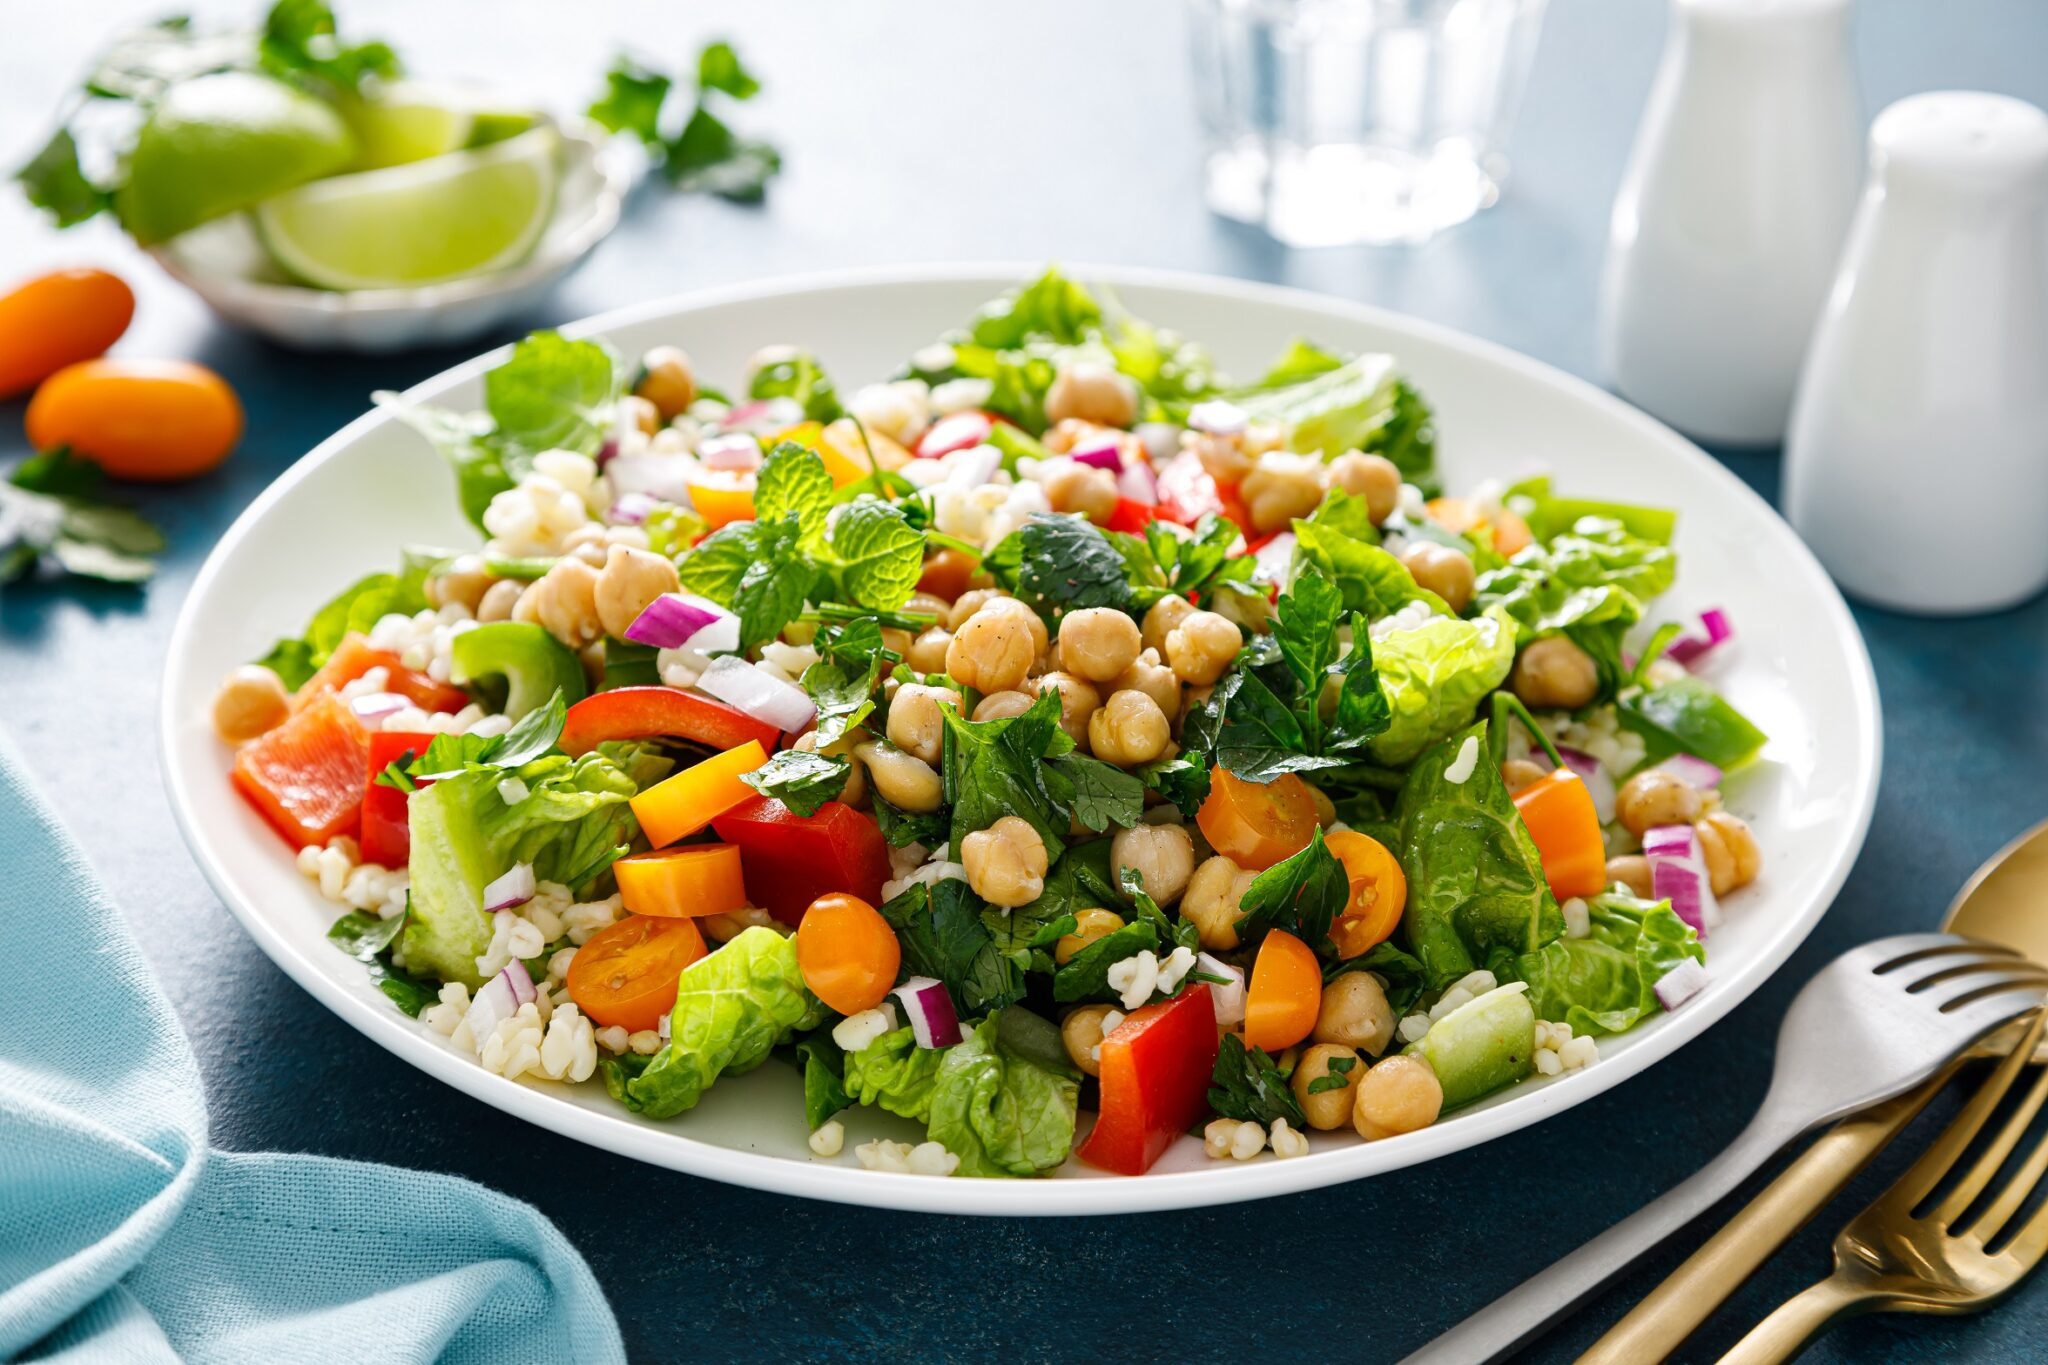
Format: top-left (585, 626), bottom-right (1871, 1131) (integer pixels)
top-left (5, 1), bottom-right (2047, 1360)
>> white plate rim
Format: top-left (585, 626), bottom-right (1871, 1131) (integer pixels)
top-left (160, 261), bottom-right (1882, 1215)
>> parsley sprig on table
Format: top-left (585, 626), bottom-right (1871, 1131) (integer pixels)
top-left (0, 449), bottom-right (165, 586)
top-left (588, 40), bottom-right (781, 202)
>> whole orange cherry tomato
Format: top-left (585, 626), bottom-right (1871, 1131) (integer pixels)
top-left (27, 358), bottom-right (243, 481)
top-left (0, 269), bottom-right (134, 398)
top-left (1243, 929), bottom-right (1321, 1053)
top-left (794, 892), bottom-right (901, 1016)
top-left (1196, 766), bottom-right (1318, 870)
top-left (566, 914), bottom-right (707, 1032)
top-left (1325, 829), bottom-right (1409, 958)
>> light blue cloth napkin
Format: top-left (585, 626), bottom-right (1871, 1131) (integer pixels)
top-left (0, 730), bottom-right (625, 1365)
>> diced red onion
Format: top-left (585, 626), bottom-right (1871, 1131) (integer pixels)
top-left (1654, 753), bottom-right (1725, 790)
top-left (1197, 952), bottom-right (1246, 1028)
top-left (1643, 823), bottom-right (1722, 935)
top-left (350, 692), bottom-right (410, 725)
top-left (1555, 746), bottom-right (1617, 824)
top-left (1252, 531), bottom-right (1296, 587)
top-left (463, 962), bottom-right (537, 1038)
top-left (721, 397), bottom-right (805, 436)
top-left (916, 411), bottom-right (993, 459)
top-left (595, 436), bottom-right (619, 469)
top-left (1664, 608), bottom-right (1734, 668)
top-left (483, 862), bottom-right (536, 912)
top-left (697, 654), bottom-right (815, 734)
top-left (1653, 957), bottom-right (1710, 1011)
top-left (891, 976), bottom-right (963, 1049)
top-left (1116, 460), bottom-right (1159, 506)
top-left (625, 592), bottom-right (736, 651)
top-left (698, 432), bottom-right (764, 472)
top-left (605, 452), bottom-right (693, 503)
top-left (1071, 441), bottom-right (1123, 472)
top-left (608, 491), bottom-right (658, 525)
top-left (1187, 399), bottom-right (1248, 436)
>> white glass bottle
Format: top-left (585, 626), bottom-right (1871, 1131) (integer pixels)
top-left (1784, 92), bottom-right (2048, 614)
top-left (1598, 0), bottom-right (1862, 445)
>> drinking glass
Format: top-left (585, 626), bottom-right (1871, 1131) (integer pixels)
top-left (1188, 0), bottom-right (1549, 246)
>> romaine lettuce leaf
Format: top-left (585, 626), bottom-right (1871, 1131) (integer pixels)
top-left (1508, 889), bottom-right (1705, 1035)
top-left (841, 1025), bottom-right (946, 1121)
top-left (1291, 520), bottom-right (1446, 621)
top-left (627, 927), bottom-right (817, 1118)
top-left (1235, 351), bottom-right (1439, 493)
top-left (1369, 606), bottom-right (1519, 765)
top-left (924, 1018), bottom-right (1080, 1177)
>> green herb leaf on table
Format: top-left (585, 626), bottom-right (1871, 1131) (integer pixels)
top-left (588, 41), bottom-right (781, 202)
top-left (14, 129), bottom-right (110, 228)
top-left (1208, 1033), bottom-right (1306, 1128)
top-left (2, 450), bottom-right (166, 588)
top-left (259, 0), bottom-right (399, 93)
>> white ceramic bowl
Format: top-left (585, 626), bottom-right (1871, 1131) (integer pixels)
top-left (161, 265), bottom-right (1881, 1215)
top-left (147, 122), bottom-right (636, 353)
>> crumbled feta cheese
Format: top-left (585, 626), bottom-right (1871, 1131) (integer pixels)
top-left (929, 377), bottom-right (993, 415)
top-left (911, 343), bottom-right (956, 374)
top-left (1443, 735), bottom-right (1481, 785)
top-left (832, 1002), bottom-right (900, 1053)
top-left (1368, 599), bottom-right (1435, 641)
top-left (1397, 482), bottom-right (1430, 523)
top-left (848, 379), bottom-right (933, 446)
top-left (809, 1120), bottom-right (846, 1157)
top-left (1187, 399), bottom-right (1248, 436)
top-left (1106, 950), bottom-right (1161, 1011)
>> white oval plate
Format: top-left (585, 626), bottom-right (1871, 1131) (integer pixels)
top-left (162, 265), bottom-right (1880, 1215)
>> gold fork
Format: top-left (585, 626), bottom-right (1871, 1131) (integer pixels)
top-left (1719, 1008), bottom-right (2048, 1363)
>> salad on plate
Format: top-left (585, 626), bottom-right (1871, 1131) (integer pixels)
top-left (209, 269), bottom-right (1768, 1178)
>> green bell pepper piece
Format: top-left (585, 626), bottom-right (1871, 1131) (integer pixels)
top-left (449, 621), bottom-right (587, 721)
top-left (1620, 675), bottom-right (1767, 770)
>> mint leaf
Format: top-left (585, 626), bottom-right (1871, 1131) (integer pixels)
top-left (484, 331), bottom-right (617, 461)
top-left (828, 500), bottom-right (923, 612)
top-left (754, 441), bottom-right (834, 529)
top-left (587, 56), bottom-right (672, 144)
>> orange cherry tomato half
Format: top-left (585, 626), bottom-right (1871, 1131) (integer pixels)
top-left (1324, 829), bottom-right (1409, 958)
top-left (27, 358), bottom-right (243, 481)
top-left (567, 914), bottom-right (707, 1032)
top-left (1196, 766), bottom-right (1318, 871)
top-left (613, 843), bottom-right (750, 918)
top-left (685, 469), bottom-right (757, 528)
top-left (794, 892), bottom-right (901, 1017)
top-left (1512, 768), bottom-right (1609, 901)
top-left (1492, 508), bottom-right (1534, 558)
top-left (0, 268), bottom-right (134, 398)
top-left (917, 547), bottom-right (979, 602)
top-left (1243, 929), bottom-right (1322, 1054)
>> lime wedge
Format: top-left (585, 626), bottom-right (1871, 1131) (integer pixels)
top-left (335, 81), bottom-right (476, 170)
top-left (466, 107), bottom-right (540, 149)
top-left (115, 72), bottom-right (356, 245)
top-left (254, 126), bottom-right (559, 291)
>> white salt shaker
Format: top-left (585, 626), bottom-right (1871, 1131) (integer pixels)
top-left (1784, 92), bottom-right (2048, 614)
top-left (1598, 0), bottom-right (1863, 445)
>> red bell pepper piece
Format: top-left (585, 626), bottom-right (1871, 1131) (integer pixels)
top-left (232, 692), bottom-right (371, 849)
top-left (915, 410), bottom-right (995, 460)
top-left (1104, 497), bottom-right (1158, 536)
top-left (1154, 451), bottom-right (1252, 535)
top-left (710, 796), bottom-right (891, 924)
top-left (297, 634), bottom-right (470, 714)
top-left (1075, 983), bottom-right (1220, 1176)
top-left (359, 730), bottom-right (435, 868)
top-left (559, 686), bottom-right (783, 758)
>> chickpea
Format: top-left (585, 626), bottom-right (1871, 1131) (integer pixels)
top-left (1057, 606), bottom-right (1144, 684)
top-left (960, 815), bottom-right (1049, 907)
top-left (947, 606), bottom-right (1035, 694)
top-left (1056, 908), bottom-right (1127, 965)
top-left (1142, 594), bottom-right (1197, 658)
top-left (1061, 1003), bottom-right (1119, 1078)
top-left (1211, 582), bottom-right (1274, 633)
top-left (1187, 430), bottom-right (1254, 484)
top-left (1512, 637), bottom-right (1600, 711)
top-left (593, 544), bottom-right (682, 640)
top-left (634, 345), bottom-right (698, 420)
top-left (1164, 610), bottom-right (1242, 686)
top-left (1044, 361), bottom-right (1138, 429)
top-left (1696, 810), bottom-right (1762, 896)
top-left (881, 627), bottom-right (914, 661)
top-left (1400, 542), bottom-right (1476, 613)
top-left (1328, 451), bottom-right (1402, 524)
top-left (212, 664), bottom-right (290, 743)
top-left (1500, 758), bottom-right (1550, 792)
top-left (424, 554), bottom-right (493, 615)
top-left (886, 683), bottom-right (952, 764)
top-left (1183, 855), bottom-right (1258, 950)
top-left (983, 594), bottom-right (1049, 656)
top-left (1044, 418), bottom-right (1122, 456)
top-left (972, 690), bottom-right (1036, 722)
top-left (1089, 689), bottom-right (1171, 767)
top-left (1112, 822), bottom-right (1195, 907)
top-left (1241, 452), bottom-right (1328, 534)
top-left (476, 578), bottom-right (524, 623)
top-left (793, 730), bottom-right (866, 806)
top-left (1108, 649), bottom-right (1180, 720)
top-left (1292, 1043), bottom-right (1366, 1131)
top-left (949, 588), bottom-right (1005, 631)
top-left (905, 590), bottom-right (953, 620)
top-left (1032, 671), bottom-right (1102, 745)
top-left (619, 394), bottom-right (662, 438)
top-left (1616, 769), bottom-right (1704, 837)
top-left (1607, 853), bottom-right (1655, 899)
top-left (1315, 972), bottom-right (1396, 1055)
top-left (853, 741), bottom-right (944, 812)
top-left (1045, 462), bottom-right (1120, 524)
top-left (1354, 1054), bottom-right (1445, 1141)
top-left (521, 557), bottom-right (603, 649)
top-left (907, 626), bottom-right (953, 673)
top-left (561, 523), bottom-right (611, 568)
